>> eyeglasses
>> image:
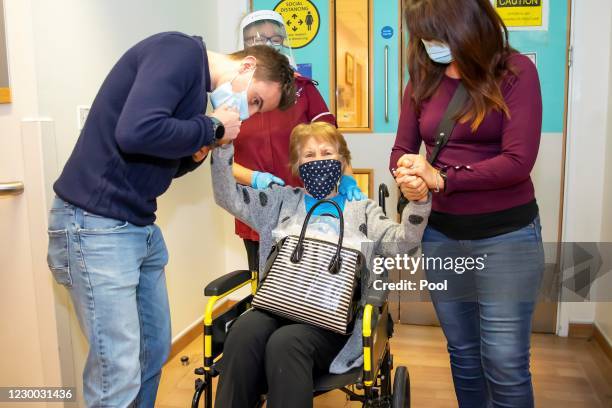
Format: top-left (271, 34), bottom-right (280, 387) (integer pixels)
top-left (244, 34), bottom-right (286, 46)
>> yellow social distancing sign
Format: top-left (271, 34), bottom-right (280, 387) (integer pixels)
top-left (274, 0), bottom-right (320, 48)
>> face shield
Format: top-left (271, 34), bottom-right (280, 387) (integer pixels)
top-left (240, 10), bottom-right (296, 69)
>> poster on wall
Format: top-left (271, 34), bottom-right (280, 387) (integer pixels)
top-left (523, 52), bottom-right (537, 68)
top-left (0, 0), bottom-right (10, 104)
top-left (273, 0), bottom-right (320, 49)
top-left (491, 0), bottom-right (549, 31)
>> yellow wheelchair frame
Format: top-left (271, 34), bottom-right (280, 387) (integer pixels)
top-left (191, 184), bottom-right (411, 407)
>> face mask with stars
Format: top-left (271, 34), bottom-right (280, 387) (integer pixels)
top-left (298, 159), bottom-right (343, 200)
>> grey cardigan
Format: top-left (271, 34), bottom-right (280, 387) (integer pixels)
top-left (211, 144), bottom-right (431, 373)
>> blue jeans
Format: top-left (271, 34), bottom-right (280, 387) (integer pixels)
top-left (47, 197), bottom-right (171, 407)
top-left (422, 217), bottom-right (544, 408)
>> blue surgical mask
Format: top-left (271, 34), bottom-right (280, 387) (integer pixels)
top-left (422, 39), bottom-right (454, 64)
top-left (210, 69), bottom-right (254, 120)
top-left (299, 159), bottom-right (343, 200)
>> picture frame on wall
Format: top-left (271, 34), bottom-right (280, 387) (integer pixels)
top-left (352, 168), bottom-right (374, 199)
top-left (345, 52), bottom-right (354, 85)
top-left (0, 0), bottom-right (10, 104)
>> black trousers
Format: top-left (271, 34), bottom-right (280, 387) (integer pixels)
top-left (214, 309), bottom-right (348, 408)
top-left (243, 239), bottom-right (260, 272)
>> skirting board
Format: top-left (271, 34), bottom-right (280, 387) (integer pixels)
top-left (167, 300), bottom-right (237, 362)
top-left (568, 322), bottom-right (612, 363)
top-left (169, 319), bottom-right (611, 363)
top-left (168, 319), bottom-right (612, 364)
top-left (168, 318), bottom-right (203, 363)
top-left (593, 324), bottom-right (612, 363)
top-left (567, 322), bottom-right (594, 339)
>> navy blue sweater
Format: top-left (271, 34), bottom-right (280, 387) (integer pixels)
top-left (54, 32), bottom-right (215, 226)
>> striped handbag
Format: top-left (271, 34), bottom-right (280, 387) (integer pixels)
top-left (252, 200), bottom-right (365, 334)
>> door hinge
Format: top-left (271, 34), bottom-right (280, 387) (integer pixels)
top-left (568, 45), bottom-right (574, 68)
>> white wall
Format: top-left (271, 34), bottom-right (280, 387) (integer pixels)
top-left (559, 0), bottom-right (612, 335)
top-left (0, 0), bottom-right (66, 397)
top-left (593, 3), bottom-right (612, 346)
top-left (210, 0), bottom-right (252, 285)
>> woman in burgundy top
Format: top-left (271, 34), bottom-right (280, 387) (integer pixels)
top-left (391, 1), bottom-right (544, 407)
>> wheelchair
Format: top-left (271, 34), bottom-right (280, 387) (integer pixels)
top-left (191, 184), bottom-right (411, 407)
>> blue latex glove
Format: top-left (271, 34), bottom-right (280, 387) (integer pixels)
top-left (338, 175), bottom-right (366, 201)
top-left (251, 171), bottom-right (286, 190)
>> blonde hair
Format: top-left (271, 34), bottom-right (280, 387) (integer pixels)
top-left (288, 122), bottom-right (352, 176)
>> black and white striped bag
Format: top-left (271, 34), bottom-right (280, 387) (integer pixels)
top-left (252, 200), bottom-right (365, 334)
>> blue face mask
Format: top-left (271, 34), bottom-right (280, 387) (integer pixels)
top-left (422, 39), bottom-right (454, 64)
top-left (299, 159), bottom-right (343, 200)
top-left (210, 69), bottom-right (254, 120)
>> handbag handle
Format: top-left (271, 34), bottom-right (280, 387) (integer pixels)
top-left (290, 199), bottom-right (344, 275)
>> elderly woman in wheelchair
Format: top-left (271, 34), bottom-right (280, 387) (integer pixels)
top-left (193, 122), bottom-right (430, 408)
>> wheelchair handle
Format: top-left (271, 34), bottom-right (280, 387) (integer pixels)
top-left (378, 183), bottom-right (389, 216)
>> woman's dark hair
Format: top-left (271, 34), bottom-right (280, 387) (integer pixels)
top-left (404, 0), bottom-right (516, 130)
top-left (230, 45), bottom-right (296, 111)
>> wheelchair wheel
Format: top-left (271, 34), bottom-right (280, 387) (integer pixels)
top-left (391, 366), bottom-right (410, 408)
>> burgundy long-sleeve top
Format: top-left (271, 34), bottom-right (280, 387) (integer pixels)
top-left (390, 53), bottom-right (542, 217)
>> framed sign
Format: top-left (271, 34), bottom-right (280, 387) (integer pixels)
top-left (491, 0), bottom-right (550, 31)
top-left (0, 0), bottom-right (10, 104)
top-left (273, 0), bottom-right (321, 49)
top-left (523, 52), bottom-right (537, 67)
top-left (353, 168), bottom-right (374, 199)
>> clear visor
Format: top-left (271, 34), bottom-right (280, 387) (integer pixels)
top-left (242, 20), bottom-right (296, 68)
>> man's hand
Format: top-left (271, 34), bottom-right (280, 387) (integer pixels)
top-left (209, 105), bottom-right (241, 144)
top-left (192, 146), bottom-right (210, 163)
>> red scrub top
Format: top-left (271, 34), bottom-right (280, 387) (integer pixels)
top-left (234, 75), bottom-right (336, 241)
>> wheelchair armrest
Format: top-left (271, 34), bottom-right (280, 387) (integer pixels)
top-left (204, 270), bottom-right (252, 297)
top-left (362, 304), bottom-right (379, 336)
top-left (363, 302), bottom-right (390, 337)
top-left (365, 289), bottom-right (388, 308)
top-left (362, 303), bottom-right (389, 386)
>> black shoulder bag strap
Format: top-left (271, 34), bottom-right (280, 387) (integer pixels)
top-left (397, 82), bottom-right (468, 216)
top-left (426, 82), bottom-right (469, 165)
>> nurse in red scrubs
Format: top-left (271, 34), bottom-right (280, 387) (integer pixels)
top-left (233, 10), bottom-right (365, 271)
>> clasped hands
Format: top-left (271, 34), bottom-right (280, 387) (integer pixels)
top-left (393, 154), bottom-right (442, 203)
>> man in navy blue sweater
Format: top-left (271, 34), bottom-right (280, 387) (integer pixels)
top-left (46, 32), bottom-right (295, 407)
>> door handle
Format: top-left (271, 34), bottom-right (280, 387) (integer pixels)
top-left (0, 181), bottom-right (25, 196)
top-left (384, 45), bottom-right (389, 123)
